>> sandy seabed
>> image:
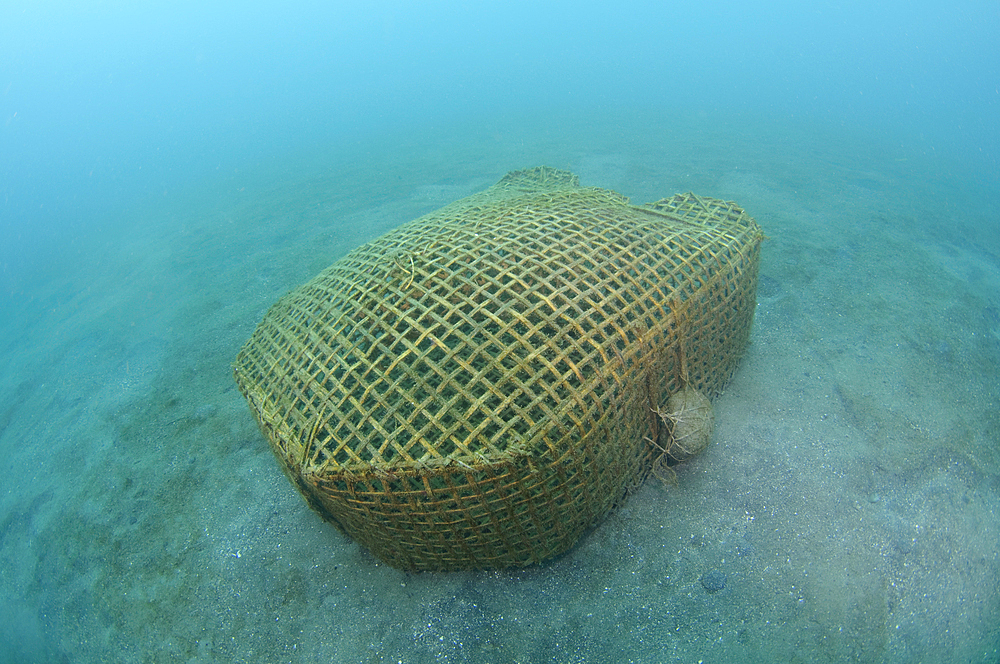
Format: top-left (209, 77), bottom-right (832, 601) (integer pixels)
top-left (1, 110), bottom-right (998, 663)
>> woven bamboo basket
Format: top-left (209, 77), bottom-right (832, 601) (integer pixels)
top-left (233, 167), bottom-right (763, 571)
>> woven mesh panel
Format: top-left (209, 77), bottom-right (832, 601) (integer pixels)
top-left (233, 167), bottom-right (763, 571)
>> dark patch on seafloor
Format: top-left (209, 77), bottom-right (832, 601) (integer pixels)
top-left (700, 569), bottom-right (727, 593)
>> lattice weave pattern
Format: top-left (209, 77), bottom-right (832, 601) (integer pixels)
top-left (233, 167), bottom-right (763, 571)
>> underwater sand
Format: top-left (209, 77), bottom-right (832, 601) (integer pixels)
top-left (1, 110), bottom-right (998, 662)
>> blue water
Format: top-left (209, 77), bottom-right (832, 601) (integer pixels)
top-left (2, 1), bottom-right (998, 662)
